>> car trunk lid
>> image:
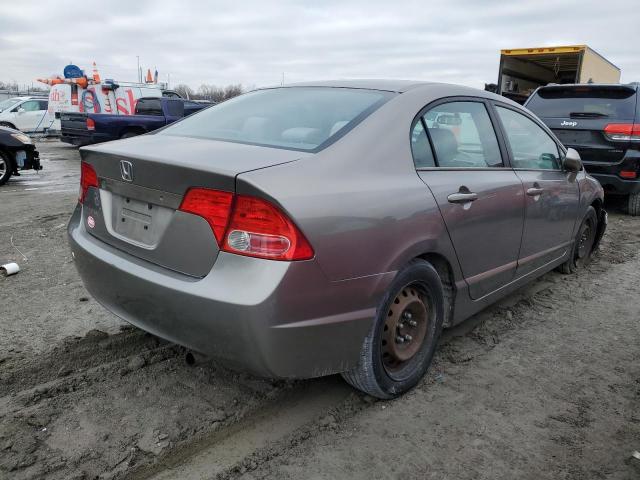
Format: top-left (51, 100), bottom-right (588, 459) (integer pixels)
top-left (79, 134), bottom-right (308, 277)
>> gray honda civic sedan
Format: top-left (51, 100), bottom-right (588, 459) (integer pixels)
top-left (68, 80), bottom-right (606, 398)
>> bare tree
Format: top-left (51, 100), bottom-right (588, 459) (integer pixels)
top-left (193, 84), bottom-right (244, 102)
top-left (173, 84), bottom-right (194, 99)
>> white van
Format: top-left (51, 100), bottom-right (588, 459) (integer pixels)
top-left (0, 97), bottom-right (52, 133)
top-left (47, 82), bottom-right (164, 130)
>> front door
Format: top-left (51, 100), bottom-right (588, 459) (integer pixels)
top-left (493, 104), bottom-right (579, 276)
top-left (413, 100), bottom-right (525, 300)
top-left (13, 100), bottom-right (48, 132)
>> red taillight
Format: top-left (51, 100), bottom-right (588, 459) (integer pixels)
top-left (86, 118), bottom-right (96, 131)
top-left (178, 188), bottom-right (314, 261)
top-left (603, 123), bottom-right (640, 142)
top-left (620, 170), bottom-right (637, 179)
top-left (179, 188), bottom-right (234, 245)
top-left (79, 161), bottom-right (98, 204)
top-left (223, 195), bottom-right (314, 260)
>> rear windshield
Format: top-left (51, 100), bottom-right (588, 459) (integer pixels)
top-left (526, 86), bottom-right (637, 120)
top-left (159, 87), bottom-right (393, 151)
top-left (136, 98), bottom-right (163, 116)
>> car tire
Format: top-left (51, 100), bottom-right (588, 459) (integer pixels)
top-left (0, 122), bottom-right (16, 130)
top-left (558, 206), bottom-right (598, 274)
top-left (120, 131), bottom-right (141, 139)
top-left (0, 150), bottom-right (13, 186)
top-left (628, 193), bottom-right (640, 216)
top-left (341, 259), bottom-right (445, 399)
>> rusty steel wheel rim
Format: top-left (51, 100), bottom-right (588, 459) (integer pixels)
top-left (381, 285), bottom-right (429, 373)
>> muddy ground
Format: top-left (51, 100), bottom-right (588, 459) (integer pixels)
top-left (0, 141), bottom-right (639, 480)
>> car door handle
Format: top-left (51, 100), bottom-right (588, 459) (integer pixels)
top-left (526, 187), bottom-right (544, 196)
top-left (447, 192), bottom-right (478, 204)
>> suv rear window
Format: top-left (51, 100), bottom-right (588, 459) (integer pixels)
top-left (526, 86), bottom-right (637, 120)
top-left (159, 87), bottom-right (393, 151)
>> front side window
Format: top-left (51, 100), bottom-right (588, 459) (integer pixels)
top-left (496, 106), bottom-right (561, 170)
top-left (18, 100), bottom-right (41, 112)
top-left (159, 87), bottom-right (393, 151)
top-left (423, 101), bottom-right (502, 168)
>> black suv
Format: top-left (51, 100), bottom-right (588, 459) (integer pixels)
top-left (525, 84), bottom-right (640, 215)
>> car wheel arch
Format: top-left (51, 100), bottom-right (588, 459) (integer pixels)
top-left (416, 253), bottom-right (456, 328)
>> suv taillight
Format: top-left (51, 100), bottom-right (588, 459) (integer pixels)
top-left (86, 118), bottom-right (96, 131)
top-left (179, 188), bottom-right (314, 261)
top-left (603, 123), bottom-right (640, 142)
top-left (79, 161), bottom-right (98, 203)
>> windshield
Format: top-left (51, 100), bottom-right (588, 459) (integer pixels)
top-left (0, 98), bottom-right (23, 112)
top-left (159, 87), bottom-right (393, 151)
top-left (526, 87), bottom-right (637, 120)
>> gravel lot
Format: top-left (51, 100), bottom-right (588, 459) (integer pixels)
top-left (1, 140), bottom-right (639, 480)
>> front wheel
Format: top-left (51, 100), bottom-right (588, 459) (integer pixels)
top-left (0, 151), bottom-right (13, 186)
top-left (558, 206), bottom-right (598, 274)
top-left (342, 259), bottom-right (444, 399)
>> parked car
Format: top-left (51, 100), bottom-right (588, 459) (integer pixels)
top-left (525, 83), bottom-right (640, 215)
top-left (0, 125), bottom-right (41, 185)
top-left (0, 96), bottom-right (51, 133)
top-left (68, 81), bottom-right (606, 398)
top-left (60, 97), bottom-right (210, 146)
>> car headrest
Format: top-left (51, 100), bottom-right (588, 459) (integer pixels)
top-left (281, 127), bottom-right (323, 145)
top-left (241, 116), bottom-right (270, 141)
top-left (329, 121), bottom-right (349, 137)
top-left (429, 128), bottom-right (458, 166)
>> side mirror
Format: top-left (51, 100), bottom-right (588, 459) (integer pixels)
top-left (17, 108), bottom-right (25, 114)
top-left (563, 148), bottom-right (582, 172)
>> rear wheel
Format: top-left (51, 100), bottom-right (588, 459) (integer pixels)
top-left (0, 151), bottom-right (13, 186)
top-left (628, 192), bottom-right (640, 216)
top-left (558, 206), bottom-right (598, 274)
top-left (342, 259), bottom-right (444, 399)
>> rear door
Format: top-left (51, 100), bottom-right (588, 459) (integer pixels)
top-left (493, 103), bottom-right (579, 276)
top-left (413, 99), bottom-right (525, 300)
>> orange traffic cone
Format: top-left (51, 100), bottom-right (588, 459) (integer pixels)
top-left (92, 62), bottom-right (101, 83)
top-left (146, 69), bottom-right (153, 83)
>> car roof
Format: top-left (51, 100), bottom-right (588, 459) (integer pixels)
top-left (537, 83), bottom-right (637, 91)
top-left (278, 79), bottom-right (436, 93)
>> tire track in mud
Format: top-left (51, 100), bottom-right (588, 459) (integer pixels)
top-left (1, 212), bottom-right (638, 480)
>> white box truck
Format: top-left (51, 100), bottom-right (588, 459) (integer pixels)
top-left (495, 45), bottom-right (621, 104)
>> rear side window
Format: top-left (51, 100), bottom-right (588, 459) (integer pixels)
top-left (422, 101), bottom-right (502, 168)
top-left (136, 98), bottom-right (163, 116)
top-left (410, 121), bottom-right (436, 168)
top-left (526, 87), bottom-right (637, 120)
top-left (496, 106), bottom-right (561, 170)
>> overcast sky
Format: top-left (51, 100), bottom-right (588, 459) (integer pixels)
top-left (1, 0), bottom-right (638, 91)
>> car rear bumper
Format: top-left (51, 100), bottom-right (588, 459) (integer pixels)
top-left (61, 132), bottom-right (113, 146)
top-left (588, 174), bottom-right (640, 195)
top-left (68, 205), bottom-right (390, 378)
top-left (583, 151), bottom-right (640, 195)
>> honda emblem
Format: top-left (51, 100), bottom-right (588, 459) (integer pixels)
top-left (119, 160), bottom-right (134, 182)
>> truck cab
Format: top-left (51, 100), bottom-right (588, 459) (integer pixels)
top-left (61, 97), bottom-right (209, 146)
